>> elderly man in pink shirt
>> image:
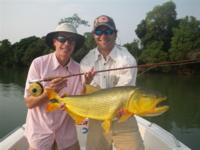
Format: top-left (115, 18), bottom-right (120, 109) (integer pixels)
top-left (24, 22), bottom-right (85, 150)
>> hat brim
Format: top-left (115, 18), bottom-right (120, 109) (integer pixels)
top-left (45, 31), bottom-right (85, 51)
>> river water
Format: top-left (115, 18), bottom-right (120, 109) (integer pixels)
top-left (0, 68), bottom-right (199, 150)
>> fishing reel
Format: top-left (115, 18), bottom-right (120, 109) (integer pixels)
top-left (28, 82), bottom-right (44, 97)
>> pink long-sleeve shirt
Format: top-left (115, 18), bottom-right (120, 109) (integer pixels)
top-left (24, 52), bottom-right (83, 150)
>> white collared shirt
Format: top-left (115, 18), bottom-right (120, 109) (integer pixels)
top-left (80, 44), bottom-right (137, 89)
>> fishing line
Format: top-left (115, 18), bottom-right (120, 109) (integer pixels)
top-left (29, 59), bottom-right (200, 83)
top-left (138, 59), bottom-right (200, 77)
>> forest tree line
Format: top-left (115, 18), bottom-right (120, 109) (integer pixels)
top-left (0, 1), bottom-right (200, 75)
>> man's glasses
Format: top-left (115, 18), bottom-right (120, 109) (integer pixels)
top-left (56, 35), bottom-right (75, 44)
top-left (94, 29), bottom-right (114, 36)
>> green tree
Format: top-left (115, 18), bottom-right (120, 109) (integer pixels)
top-left (139, 41), bottom-right (168, 63)
top-left (123, 39), bottom-right (141, 61)
top-left (59, 13), bottom-right (90, 28)
top-left (73, 32), bottom-right (96, 62)
top-left (0, 39), bottom-right (14, 67)
top-left (170, 16), bottom-right (200, 60)
top-left (12, 36), bottom-right (38, 66)
top-left (135, 1), bottom-right (177, 63)
top-left (21, 38), bottom-right (49, 67)
top-left (12, 36), bottom-right (49, 67)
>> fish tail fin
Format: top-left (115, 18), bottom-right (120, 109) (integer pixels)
top-left (46, 103), bottom-right (60, 112)
top-left (45, 88), bottom-right (59, 100)
top-left (45, 88), bottom-right (61, 112)
top-left (101, 120), bottom-right (111, 133)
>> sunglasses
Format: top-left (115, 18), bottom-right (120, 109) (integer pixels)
top-left (94, 29), bottom-right (114, 36)
top-left (56, 35), bottom-right (75, 44)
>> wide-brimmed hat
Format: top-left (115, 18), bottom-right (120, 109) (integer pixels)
top-left (93, 15), bottom-right (117, 31)
top-left (45, 23), bottom-right (85, 51)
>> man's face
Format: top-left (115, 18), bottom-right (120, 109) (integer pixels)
top-left (93, 26), bottom-right (116, 51)
top-left (53, 33), bottom-right (76, 63)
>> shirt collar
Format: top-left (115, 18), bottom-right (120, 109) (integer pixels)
top-left (94, 48), bottom-right (102, 61)
top-left (52, 52), bottom-right (72, 70)
top-left (94, 44), bottom-right (118, 62)
top-left (52, 53), bottom-right (60, 70)
top-left (108, 45), bottom-right (118, 61)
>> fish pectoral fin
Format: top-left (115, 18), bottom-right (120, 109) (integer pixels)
top-left (83, 84), bottom-right (100, 94)
top-left (67, 109), bottom-right (86, 124)
top-left (101, 120), bottom-right (111, 133)
top-left (118, 109), bottom-right (133, 123)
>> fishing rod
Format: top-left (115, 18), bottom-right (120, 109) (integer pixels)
top-left (29, 59), bottom-right (200, 83)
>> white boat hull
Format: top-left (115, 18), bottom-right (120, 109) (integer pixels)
top-left (0, 116), bottom-right (190, 150)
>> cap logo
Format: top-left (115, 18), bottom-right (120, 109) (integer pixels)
top-left (97, 16), bottom-right (109, 23)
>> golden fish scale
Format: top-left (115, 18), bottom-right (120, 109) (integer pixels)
top-left (61, 86), bottom-right (136, 120)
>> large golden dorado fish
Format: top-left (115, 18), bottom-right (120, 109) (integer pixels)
top-left (43, 85), bottom-right (169, 133)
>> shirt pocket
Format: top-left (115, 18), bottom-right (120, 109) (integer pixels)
top-left (108, 72), bottom-right (119, 87)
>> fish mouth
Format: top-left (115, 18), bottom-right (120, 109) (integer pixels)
top-left (143, 97), bottom-right (169, 117)
top-left (154, 97), bottom-right (169, 115)
top-left (156, 97), bottom-right (168, 107)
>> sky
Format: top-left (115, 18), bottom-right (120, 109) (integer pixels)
top-left (0, 0), bottom-right (200, 45)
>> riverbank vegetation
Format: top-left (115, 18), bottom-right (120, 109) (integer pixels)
top-left (0, 1), bottom-right (199, 75)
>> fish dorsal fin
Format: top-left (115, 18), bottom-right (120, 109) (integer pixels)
top-left (83, 84), bottom-right (100, 94)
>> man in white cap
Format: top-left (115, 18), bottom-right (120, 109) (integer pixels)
top-left (24, 22), bottom-right (85, 150)
top-left (81, 15), bottom-right (144, 150)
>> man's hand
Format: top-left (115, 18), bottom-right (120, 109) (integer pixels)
top-left (84, 68), bottom-right (96, 84)
top-left (48, 77), bottom-right (67, 93)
